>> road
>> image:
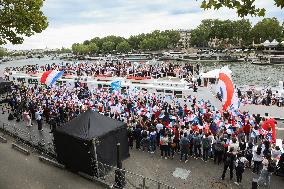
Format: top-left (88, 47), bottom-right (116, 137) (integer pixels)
top-left (0, 136), bottom-right (103, 189)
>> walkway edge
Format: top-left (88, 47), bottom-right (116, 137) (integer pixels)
top-left (0, 135), bottom-right (7, 143)
top-left (78, 172), bottom-right (111, 189)
top-left (11, 143), bottom-right (30, 155)
top-left (38, 156), bottom-right (65, 169)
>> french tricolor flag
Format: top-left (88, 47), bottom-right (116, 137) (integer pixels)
top-left (40, 70), bottom-right (64, 86)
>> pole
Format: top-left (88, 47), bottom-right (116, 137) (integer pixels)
top-left (115, 143), bottom-right (125, 188)
top-left (92, 138), bottom-right (99, 178)
top-left (252, 178), bottom-right (258, 189)
top-left (116, 143), bottom-right (121, 169)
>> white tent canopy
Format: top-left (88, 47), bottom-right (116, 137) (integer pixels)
top-left (200, 67), bottom-right (233, 79)
top-left (262, 39), bottom-right (279, 47)
top-left (200, 69), bottom-right (220, 78)
top-left (270, 39), bottom-right (279, 46)
top-left (262, 40), bottom-right (271, 47)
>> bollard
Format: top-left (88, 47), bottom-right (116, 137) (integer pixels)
top-left (158, 182), bottom-right (161, 189)
top-left (142, 177), bottom-right (146, 189)
top-left (114, 143), bottom-right (126, 188)
top-left (252, 178), bottom-right (258, 189)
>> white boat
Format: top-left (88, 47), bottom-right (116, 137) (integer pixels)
top-left (8, 72), bottom-right (194, 98)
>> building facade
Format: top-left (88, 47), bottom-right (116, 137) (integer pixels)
top-left (177, 29), bottom-right (191, 49)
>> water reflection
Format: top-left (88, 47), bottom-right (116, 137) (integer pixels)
top-left (1, 58), bottom-right (283, 87)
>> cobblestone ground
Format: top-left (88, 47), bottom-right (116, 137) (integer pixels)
top-left (124, 149), bottom-right (284, 189)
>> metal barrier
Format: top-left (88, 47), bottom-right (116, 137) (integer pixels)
top-left (95, 161), bottom-right (176, 189)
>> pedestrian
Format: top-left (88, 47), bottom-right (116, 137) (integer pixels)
top-left (202, 133), bottom-right (210, 162)
top-left (213, 139), bottom-right (225, 165)
top-left (245, 142), bottom-right (254, 168)
top-left (160, 133), bottom-right (169, 159)
top-left (180, 133), bottom-right (190, 163)
top-left (127, 126), bottom-right (134, 149)
top-left (221, 147), bottom-right (236, 180)
top-left (149, 129), bottom-right (157, 153)
top-left (258, 154), bottom-right (275, 187)
top-left (23, 109), bottom-right (32, 127)
top-left (253, 146), bottom-right (263, 174)
top-left (35, 108), bottom-right (43, 131)
top-left (234, 153), bottom-right (248, 185)
top-left (193, 132), bottom-right (202, 159)
top-left (134, 125), bottom-right (142, 150)
top-left (187, 130), bottom-right (194, 156)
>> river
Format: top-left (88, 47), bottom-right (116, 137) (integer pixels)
top-left (1, 57), bottom-right (283, 87)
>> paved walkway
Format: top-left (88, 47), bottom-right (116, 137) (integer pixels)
top-left (0, 136), bottom-right (103, 189)
top-left (0, 103), bottom-right (55, 154)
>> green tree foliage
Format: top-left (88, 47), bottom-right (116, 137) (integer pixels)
top-left (200, 0), bottom-right (284, 17)
top-left (88, 42), bottom-right (99, 55)
top-left (102, 41), bottom-right (115, 53)
top-left (59, 47), bottom-right (72, 54)
top-left (71, 30), bottom-right (180, 54)
top-left (190, 19), bottom-right (253, 47)
top-left (116, 41), bottom-right (131, 53)
top-left (0, 0), bottom-right (48, 45)
top-left (0, 47), bottom-right (8, 57)
top-left (251, 17), bottom-right (283, 44)
top-left (72, 43), bottom-right (89, 55)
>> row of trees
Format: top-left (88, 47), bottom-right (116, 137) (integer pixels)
top-left (71, 30), bottom-right (180, 55)
top-left (190, 18), bottom-right (284, 47)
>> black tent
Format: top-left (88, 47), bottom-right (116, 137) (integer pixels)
top-left (54, 109), bottom-right (129, 176)
top-left (0, 77), bottom-right (12, 94)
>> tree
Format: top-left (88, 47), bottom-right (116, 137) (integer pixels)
top-left (190, 22), bottom-right (211, 47)
top-left (88, 42), bottom-right (99, 55)
top-left (128, 35), bottom-right (142, 50)
top-left (72, 43), bottom-right (89, 55)
top-left (116, 41), bottom-right (131, 53)
top-left (190, 19), bottom-right (254, 47)
top-left (165, 30), bottom-right (181, 48)
top-left (233, 19), bottom-right (252, 46)
top-left (83, 40), bottom-right (90, 45)
top-left (102, 41), bottom-right (115, 53)
top-left (59, 47), bottom-right (71, 54)
top-left (251, 17), bottom-right (283, 44)
top-left (0, 0), bottom-right (48, 45)
top-left (200, 0), bottom-right (284, 17)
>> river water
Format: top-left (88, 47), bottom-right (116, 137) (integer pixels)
top-left (1, 57), bottom-right (283, 87)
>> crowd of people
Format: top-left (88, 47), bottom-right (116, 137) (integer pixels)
top-left (3, 60), bottom-right (284, 187)
top-left (237, 88), bottom-right (283, 107)
top-left (4, 60), bottom-right (195, 79)
top-left (5, 78), bottom-right (284, 187)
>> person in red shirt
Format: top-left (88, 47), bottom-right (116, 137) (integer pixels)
top-left (243, 120), bottom-right (251, 142)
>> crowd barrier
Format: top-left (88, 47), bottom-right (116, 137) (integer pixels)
top-left (94, 161), bottom-right (176, 189)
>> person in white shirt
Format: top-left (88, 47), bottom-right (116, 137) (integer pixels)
top-left (253, 146), bottom-right (263, 174)
top-left (156, 122), bottom-right (163, 133)
top-left (229, 137), bottom-right (239, 154)
top-left (271, 146), bottom-right (282, 159)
